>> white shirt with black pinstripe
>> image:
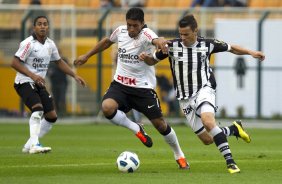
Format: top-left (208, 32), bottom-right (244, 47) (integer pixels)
top-left (153, 37), bottom-right (231, 100)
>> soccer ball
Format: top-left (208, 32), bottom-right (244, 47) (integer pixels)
top-left (116, 151), bottom-right (140, 173)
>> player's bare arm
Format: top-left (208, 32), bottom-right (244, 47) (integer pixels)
top-left (56, 59), bottom-right (86, 87)
top-left (230, 44), bottom-right (265, 61)
top-left (74, 37), bottom-right (114, 66)
top-left (139, 52), bottom-right (158, 66)
top-left (11, 57), bottom-right (45, 86)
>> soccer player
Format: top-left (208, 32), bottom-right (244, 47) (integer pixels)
top-left (11, 16), bottom-right (86, 154)
top-left (139, 14), bottom-right (265, 173)
top-left (74, 8), bottom-right (189, 169)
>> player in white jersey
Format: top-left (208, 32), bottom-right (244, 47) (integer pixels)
top-left (74, 8), bottom-right (189, 169)
top-left (11, 16), bottom-right (86, 154)
top-left (139, 14), bottom-right (265, 174)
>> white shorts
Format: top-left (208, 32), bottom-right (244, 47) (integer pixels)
top-left (179, 86), bottom-right (216, 134)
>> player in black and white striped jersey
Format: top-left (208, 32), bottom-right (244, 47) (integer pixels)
top-left (74, 8), bottom-right (189, 169)
top-left (139, 14), bottom-right (265, 173)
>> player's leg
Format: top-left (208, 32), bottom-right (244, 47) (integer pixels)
top-left (39, 86), bottom-right (57, 139)
top-left (138, 89), bottom-right (189, 169)
top-left (14, 83), bottom-right (50, 154)
top-left (102, 98), bottom-right (151, 147)
top-left (197, 86), bottom-right (240, 173)
top-left (101, 82), bottom-right (150, 146)
top-left (221, 120), bottom-right (251, 143)
top-left (179, 98), bottom-right (213, 145)
top-left (200, 105), bottom-right (240, 174)
top-left (150, 117), bottom-right (189, 169)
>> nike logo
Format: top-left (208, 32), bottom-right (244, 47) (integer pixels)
top-left (34, 50), bottom-right (39, 52)
top-left (147, 105), bottom-right (155, 109)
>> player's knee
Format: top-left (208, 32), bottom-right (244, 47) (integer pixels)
top-left (45, 117), bottom-right (57, 123)
top-left (201, 137), bottom-right (213, 145)
top-left (151, 118), bottom-right (167, 133)
top-left (102, 100), bottom-right (118, 117)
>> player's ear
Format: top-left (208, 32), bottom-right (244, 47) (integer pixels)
top-left (194, 28), bottom-right (198, 36)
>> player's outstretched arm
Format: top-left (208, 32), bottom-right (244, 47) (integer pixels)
top-left (57, 59), bottom-right (86, 87)
top-left (74, 37), bottom-right (114, 66)
top-left (230, 44), bottom-right (265, 61)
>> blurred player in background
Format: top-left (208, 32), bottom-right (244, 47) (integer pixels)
top-left (139, 14), bottom-right (265, 173)
top-left (74, 7), bottom-right (189, 169)
top-left (11, 16), bottom-right (86, 154)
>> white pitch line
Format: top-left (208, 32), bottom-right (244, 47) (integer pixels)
top-left (1, 159), bottom-right (281, 169)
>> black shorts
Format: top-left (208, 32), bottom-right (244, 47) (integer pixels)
top-left (103, 81), bottom-right (163, 120)
top-left (14, 82), bottom-right (54, 113)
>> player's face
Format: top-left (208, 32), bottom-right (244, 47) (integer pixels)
top-left (179, 26), bottom-right (197, 47)
top-left (33, 17), bottom-right (49, 38)
top-left (126, 19), bottom-right (144, 38)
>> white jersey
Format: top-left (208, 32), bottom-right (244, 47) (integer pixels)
top-left (14, 34), bottom-right (60, 84)
top-left (110, 25), bottom-right (158, 89)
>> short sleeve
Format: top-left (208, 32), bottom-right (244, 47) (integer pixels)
top-left (15, 40), bottom-right (32, 62)
top-left (109, 27), bottom-right (120, 43)
top-left (142, 28), bottom-right (158, 43)
top-left (50, 41), bottom-right (61, 61)
top-left (211, 39), bottom-right (230, 53)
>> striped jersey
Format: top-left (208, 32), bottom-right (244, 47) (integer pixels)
top-left (14, 34), bottom-right (60, 84)
top-left (153, 37), bottom-right (230, 100)
top-left (110, 25), bottom-right (158, 89)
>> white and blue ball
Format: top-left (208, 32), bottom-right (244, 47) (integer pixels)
top-left (116, 151), bottom-right (140, 173)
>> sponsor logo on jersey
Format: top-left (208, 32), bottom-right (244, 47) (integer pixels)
top-left (32, 58), bottom-right (48, 70)
top-left (118, 48), bottom-right (139, 60)
top-left (195, 47), bottom-right (208, 52)
top-left (143, 31), bottom-right (152, 40)
top-left (20, 42), bottom-right (31, 60)
top-left (117, 75), bottom-right (136, 86)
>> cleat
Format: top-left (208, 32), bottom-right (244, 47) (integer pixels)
top-left (227, 163), bottom-right (240, 174)
top-left (176, 157), bottom-right (190, 170)
top-left (233, 120), bottom-right (251, 143)
top-left (29, 143), bottom-right (52, 154)
top-left (135, 124), bottom-right (153, 147)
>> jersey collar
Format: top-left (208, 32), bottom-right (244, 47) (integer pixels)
top-left (32, 33), bottom-right (47, 44)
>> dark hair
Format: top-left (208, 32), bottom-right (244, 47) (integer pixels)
top-left (30, 0), bottom-right (41, 5)
top-left (33, 15), bottom-right (49, 26)
top-left (178, 14), bottom-right (198, 31)
top-left (126, 7), bottom-right (144, 22)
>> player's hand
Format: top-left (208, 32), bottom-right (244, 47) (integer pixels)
top-left (74, 75), bottom-right (86, 87)
top-left (31, 74), bottom-right (45, 87)
top-left (74, 55), bottom-right (88, 66)
top-left (251, 51), bottom-right (265, 61)
top-left (139, 52), bottom-right (149, 61)
top-left (155, 37), bottom-right (170, 54)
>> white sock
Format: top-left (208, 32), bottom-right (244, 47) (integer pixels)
top-left (39, 118), bottom-right (53, 138)
top-left (29, 111), bottom-right (43, 146)
top-left (163, 128), bottom-right (185, 160)
top-left (24, 138), bottom-right (31, 149)
top-left (110, 110), bottom-right (140, 134)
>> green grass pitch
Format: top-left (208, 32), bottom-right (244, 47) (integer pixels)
top-left (0, 122), bottom-right (281, 184)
